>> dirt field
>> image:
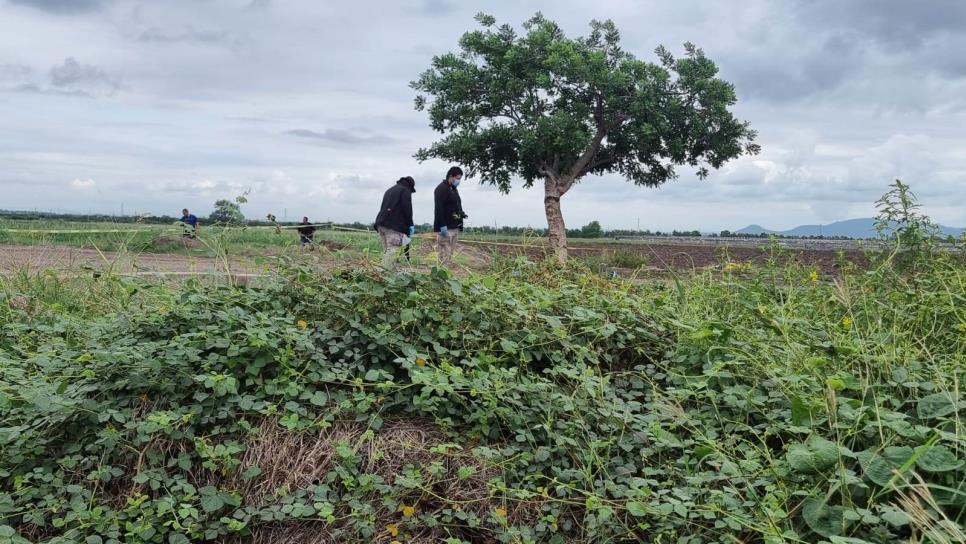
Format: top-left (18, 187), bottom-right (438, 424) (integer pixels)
top-left (1, 240), bottom-right (868, 277)
top-left (482, 240), bottom-right (870, 275)
top-left (0, 244), bottom-right (261, 276)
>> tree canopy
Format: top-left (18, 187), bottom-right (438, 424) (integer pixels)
top-left (209, 199), bottom-right (245, 225)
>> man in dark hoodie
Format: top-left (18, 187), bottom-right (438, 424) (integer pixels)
top-left (296, 216), bottom-right (316, 249)
top-left (433, 166), bottom-right (466, 266)
top-left (374, 176), bottom-right (416, 269)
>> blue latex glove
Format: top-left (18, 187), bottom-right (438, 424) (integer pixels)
top-left (408, 225), bottom-right (415, 237)
top-left (439, 226), bottom-right (449, 237)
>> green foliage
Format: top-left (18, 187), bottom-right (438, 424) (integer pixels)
top-left (874, 179), bottom-right (942, 270)
top-left (573, 220), bottom-right (603, 239)
top-left (412, 13), bottom-right (759, 189)
top-left (2, 244), bottom-right (965, 542)
top-left (209, 199), bottom-right (246, 225)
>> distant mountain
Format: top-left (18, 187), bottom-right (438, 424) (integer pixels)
top-left (736, 218), bottom-right (965, 239)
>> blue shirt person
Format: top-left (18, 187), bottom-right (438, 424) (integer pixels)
top-left (180, 208), bottom-right (199, 237)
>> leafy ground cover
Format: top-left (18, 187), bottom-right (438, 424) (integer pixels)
top-left (1, 192), bottom-right (964, 542)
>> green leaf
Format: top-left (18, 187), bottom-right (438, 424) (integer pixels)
top-left (915, 445), bottom-right (963, 473)
top-left (457, 466), bottom-right (478, 480)
top-left (241, 465), bottom-right (262, 481)
top-left (626, 501), bottom-right (648, 517)
top-left (802, 498), bottom-right (846, 538)
top-left (917, 392), bottom-right (958, 419)
top-left (877, 505), bottom-right (910, 527)
top-left (787, 437), bottom-right (839, 474)
top-left (791, 397), bottom-right (812, 428)
top-left (861, 446), bottom-right (914, 487)
top-left (829, 537), bottom-right (873, 544)
top-left (448, 279), bottom-right (463, 297)
top-left (168, 534), bottom-right (190, 544)
top-left (200, 494), bottom-right (225, 513)
top-left (499, 339), bottom-right (518, 353)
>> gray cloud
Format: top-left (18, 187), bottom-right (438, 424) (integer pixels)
top-left (404, 0), bottom-right (458, 16)
top-left (0, 63), bottom-right (32, 80)
top-left (793, 0), bottom-right (966, 50)
top-left (8, 0), bottom-right (107, 14)
top-left (1, 58), bottom-right (117, 97)
top-left (284, 128), bottom-right (399, 146)
top-left (136, 26), bottom-right (251, 50)
top-left (6, 82), bottom-right (92, 97)
top-left (49, 57), bottom-right (120, 95)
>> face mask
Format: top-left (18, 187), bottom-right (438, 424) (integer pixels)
top-left (452, 179), bottom-right (461, 188)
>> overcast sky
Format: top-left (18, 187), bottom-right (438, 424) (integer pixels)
top-left (1, 0), bottom-right (964, 231)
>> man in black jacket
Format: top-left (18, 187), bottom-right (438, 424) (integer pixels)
top-left (374, 176), bottom-right (416, 268)
top-left (296, 216), bottom-right (316, 249)
top-left (433, 166), bottom-right (466, 266)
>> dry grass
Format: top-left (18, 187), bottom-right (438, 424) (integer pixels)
top-left (893, 472), bottom-right (966, 544)
top-left (214, 417), bottom-right (506, 543)
top-left (231, 418), bottom-right (365, 506)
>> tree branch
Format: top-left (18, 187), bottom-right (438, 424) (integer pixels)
top-left (562, 92), bottom-right (608, 184)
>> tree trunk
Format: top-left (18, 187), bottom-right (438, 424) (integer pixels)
top-left (544, 179), bottom-right (568, 264)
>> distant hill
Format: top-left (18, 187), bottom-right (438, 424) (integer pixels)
top-left (736, 218), bottom-right (965, 239)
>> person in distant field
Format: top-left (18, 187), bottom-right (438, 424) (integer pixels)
top-left (296, 216), bottom-right (316, 249)
top-left (374, 176), bottom-right (416, 269)
top-left (434, 166), bottom-right (466, 266)
top-left (180, 208), bottom-right (199, 238)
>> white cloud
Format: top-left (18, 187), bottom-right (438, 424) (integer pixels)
top-left (70, 178), bottom-right (96, 188)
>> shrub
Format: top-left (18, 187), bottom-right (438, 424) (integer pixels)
top-left (1, 251), bottom-right (964, 542)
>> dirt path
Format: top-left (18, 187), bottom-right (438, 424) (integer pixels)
top-left (0, 244), bottom-right (260, 275)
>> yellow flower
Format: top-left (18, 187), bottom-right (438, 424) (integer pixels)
top-left (387, 523), bottom-right (399, 537)
top-left (400, 505), bottom-right (416, 517)
top-left (415, 357), bottom-right (427, 367)
top-left (494, 507), bottom-right (508, 518)
top-left (296, 320), bottom-right (308, 330)
top-left (957, 323), bottom-right (966, 333)
top-left (809, 270), bottom-right (819, 282)
top-left (842, 317), bottom-right (853, 329)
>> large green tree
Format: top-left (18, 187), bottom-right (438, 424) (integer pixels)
top-left (209, 198), bottom-right (245, 225)
top-left (412, 13), bottom-right (759, 261)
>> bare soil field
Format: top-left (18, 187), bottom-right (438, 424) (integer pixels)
top-left (1, 240), bottom-right (870, 277)
top-left (488, 241), bottom-right (870, 275)
top-left (0, 244), bottom-right (260, 276)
